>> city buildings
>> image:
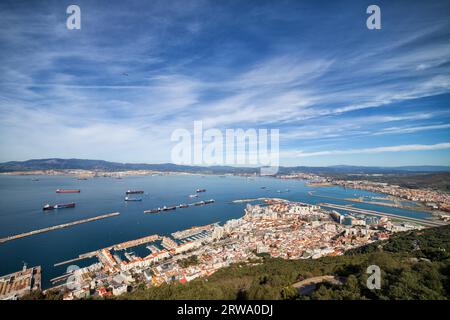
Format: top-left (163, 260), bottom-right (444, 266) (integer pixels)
top-left (42, 198), bottom-right (424, 299)
top-left (0, 265), bottom-right (41, 300)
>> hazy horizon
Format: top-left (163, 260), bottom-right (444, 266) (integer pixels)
top-left (2, 157), bottom-right (450, 169)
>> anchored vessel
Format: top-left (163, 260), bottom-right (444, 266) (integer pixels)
top-left (43, 203), bottom-right (76, 211)
top-left (124, 197), bottom-right (142, 202)
top-left (144, 199), bottom-right (214, 214)
top-left (126, 190), bottom-right (144, 194)
top-left (144, 208), bottom-right (160, 214)
top-left (56, 189), bottom-right (80, 193)
top-left (162, 206), bottom-right (177, 211)
top-left (193, 199), bottom-right (215, 206)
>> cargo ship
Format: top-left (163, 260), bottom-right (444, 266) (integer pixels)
top-left (162, 206), bottom-right (176, 211)
top-left (43, 203), bottom-right (76, 211)
top-left (189, 194), bottom-right (198, 198)
top-left (126, 190), bottom-right (144, 194)
top-left (193, 199), bottom-right (215, 206)
top-left (178, 203), bottom-right (189, 208)
top-left (196, 188), bottom-right (206, 193)
top-left (56, 189), bottom-right (80, 193)
top-left (124, 197), bottom-right (142, 201)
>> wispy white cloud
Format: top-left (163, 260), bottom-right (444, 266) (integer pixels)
top-left (0, 1), bottom-right (449, 164)
top-left (374, 123), bottom-right (450, 135)
top-left (288, 142), bottom-right (450, 158)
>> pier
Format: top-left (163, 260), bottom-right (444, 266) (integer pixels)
top-left (54, 251), bottom-right (98, 267)
top-left (54, 234), bottom-right (160, 267)
top-left (232, 198), bottom-right (265, 203)
top-left (113, 234), bottom-right (160, 250)
top-left (318, 203), bottom-right (445, 227)
top-left (0, 212), bottom-right (120, 244)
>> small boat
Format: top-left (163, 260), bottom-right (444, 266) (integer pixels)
top-left (43, 202), bottom-right (75, 211)
top-left (196, 188), bottom-right (206, 193)
top-left (204, 199), bottom-right (215, 204)
top-left (194, 201), bottom-right (206, 206)
top-left (126, 190), bottom-right (144, 194)
top-left (178, 204), bottom-right (189, 208)
top-left (161, 206), bottom-right (176, 211)
top-left (189, 194), bottom-right (198, 198)
top-left (125, 197), bottom-right (142, 201)
top-left (31, 178), bottom-right (40, 181)
top-left (260, 186), bottom-right (266, 189)
top-left (56, 189), bottom-right (80, 193)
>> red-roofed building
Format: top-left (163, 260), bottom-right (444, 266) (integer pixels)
top-left (179, 277), bottom-right (187, 284)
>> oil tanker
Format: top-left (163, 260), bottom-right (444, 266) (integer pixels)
top-left (43, 203), bottom-right (76, 210)
top-left (162, 206), bottom-right (176, 211)
top-left (56, 189), bottom-right (80, 193)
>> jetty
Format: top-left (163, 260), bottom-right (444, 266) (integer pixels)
top-left (54, 251), bottom-right (98, 267)
top-left (0, 212), bottom-right (120, 244)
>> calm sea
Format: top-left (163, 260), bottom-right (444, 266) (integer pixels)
top-left (0, 174), bottom-right (432, 288)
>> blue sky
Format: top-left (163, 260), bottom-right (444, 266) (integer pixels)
top-left (0, 0), bottom-right (449, 166)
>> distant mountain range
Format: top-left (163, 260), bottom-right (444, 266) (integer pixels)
top-left (1, 158), bottom-right (449, 174)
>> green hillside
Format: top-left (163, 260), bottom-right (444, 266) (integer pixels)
top-left (120, 225), bottom-right (450, 300)
top-left (23, 225), bottom-right (450, 300)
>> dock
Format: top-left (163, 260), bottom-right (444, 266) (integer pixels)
top-left (319, 203), bottom-right (445, 227)
top-left (53, 233), bottom-right (161, 267)
top-left (113, 234), bottom-right (160, 250)
top-left (0, 212), bottom-right (120, 244)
